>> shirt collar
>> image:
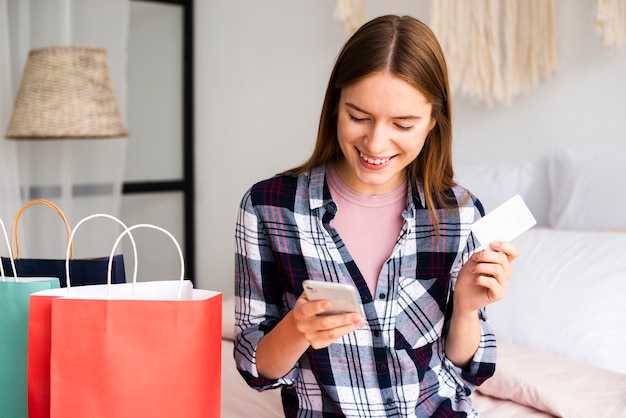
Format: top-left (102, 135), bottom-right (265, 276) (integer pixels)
top-left (308, 163), bottom-right (425, 216)
top-left (409, 179), bottom-right (425, 210)
top-left (308, 164), bottom-right (327, 211)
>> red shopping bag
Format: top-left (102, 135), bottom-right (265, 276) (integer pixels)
top-left (27, 291), bottom-right (56, 418)
top-left (27, 213), bottom-right (136, 417)
top-left (28, 223), bottom-right (222, 418)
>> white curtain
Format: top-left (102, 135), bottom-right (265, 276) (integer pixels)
top-left (0, 0), bottom-right (129, 259)
top-left (0, 0), bottom-right (20, 223)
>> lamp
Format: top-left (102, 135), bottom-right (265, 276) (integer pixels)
top-left (4, 46), bottom-right (128, 139)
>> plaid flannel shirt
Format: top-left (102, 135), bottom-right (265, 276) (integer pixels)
top-left (234, 164), bottom-right (496, 417)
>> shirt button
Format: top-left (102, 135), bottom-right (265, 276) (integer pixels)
top-left (373, 330), bottom-right (380, 337)
top-left (385, 397), bottom-right (393, 405)
top-left (378, 363), bottom-right (388, 372)
top-left (378, 293), bottom-right (386, 300)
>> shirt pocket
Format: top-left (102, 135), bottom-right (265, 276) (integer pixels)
top-left (393, 275), bottom-right (448, 350)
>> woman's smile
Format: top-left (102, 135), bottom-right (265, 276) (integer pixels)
top-left (358, 150), bottom-right (395, 167)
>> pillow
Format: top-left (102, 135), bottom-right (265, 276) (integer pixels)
top-left (548, 148), bottom-right (626, 230)
top-left (472, 392), bottom-right (553, 418)
top-left (477, 343), bottom-right (626, 418)
top-left (487, 227), bottom-right (626, 374)
top-left (454, 161), bottom-right (535, 214)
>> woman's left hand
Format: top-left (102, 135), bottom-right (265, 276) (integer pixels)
top-left (454, 241), bottom-right (520, 314)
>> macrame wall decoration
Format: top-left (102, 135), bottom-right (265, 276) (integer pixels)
top-left (596, 0), bottom-right (626, 48)
top-left (334, 0), bottom-right (366, 34)
top-left (431, 0), bottom-right (558, 106)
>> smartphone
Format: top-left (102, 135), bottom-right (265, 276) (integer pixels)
top-left (302, 280), bottom-right (365, 317)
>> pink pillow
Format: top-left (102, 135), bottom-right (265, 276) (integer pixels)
top-left (477, 343), bottom-right (626, 417)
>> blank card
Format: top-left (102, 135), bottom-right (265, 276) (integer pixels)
top-left (471, 194), bottom-right (537, 252)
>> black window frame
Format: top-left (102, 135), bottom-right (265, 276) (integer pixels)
top-left (124, 0), bottom-right (195, 283)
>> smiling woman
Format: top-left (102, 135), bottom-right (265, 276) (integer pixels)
top-left (234, 14), bottom-right (521, 418)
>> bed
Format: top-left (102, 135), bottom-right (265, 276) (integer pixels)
top-left (221, 147), bottom-right (626, 417)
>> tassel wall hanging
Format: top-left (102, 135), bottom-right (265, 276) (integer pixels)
top-left (596, 0), bottom-right (626, 48)
top-left (431, 0), bottom-right (558, 106)
top-left (334, 0), bottom-right (366, 34)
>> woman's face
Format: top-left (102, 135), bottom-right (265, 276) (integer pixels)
top-left (335, 72), bottom-right (436, 195)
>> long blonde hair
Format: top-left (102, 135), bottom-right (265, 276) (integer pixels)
top-left (285, 15), bottom-right (456, 232)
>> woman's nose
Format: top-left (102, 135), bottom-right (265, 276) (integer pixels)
top-left (363, 122), bottom-right (389, 153)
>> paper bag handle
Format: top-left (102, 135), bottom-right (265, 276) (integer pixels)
top-left (107, 224), bottom-right (185, 300)
top-left (0, 218), bottom-right (18, 281)
top-left (65, 214), bottom-right (138, 288)
top-left (10, 199), bottom-right (74, 259)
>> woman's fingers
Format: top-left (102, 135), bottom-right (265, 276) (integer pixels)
top-left (293, 294), bottom-right (364, 349)
top-left (489, 240), bottom-right (520, 262)
top-left (306, 316), bottom-right (364, 349)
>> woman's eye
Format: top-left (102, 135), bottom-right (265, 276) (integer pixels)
top-left (395, 124), bottom-right (415, 132)
top-left (348, 114), bottom-right (368, 123)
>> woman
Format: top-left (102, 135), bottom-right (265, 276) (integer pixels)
top-left (234, 15), bottom-right (518, 417)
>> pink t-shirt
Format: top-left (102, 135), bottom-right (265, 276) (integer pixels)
top-left (326, 164), bottom-right (406, 296)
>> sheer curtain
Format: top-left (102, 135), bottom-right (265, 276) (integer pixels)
top-left (0, 0), bottom-right (20, 223)
top-left (1, 0), bottom-right (129, 259)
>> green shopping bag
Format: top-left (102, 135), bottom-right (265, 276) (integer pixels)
top-left (0, 218), bottom-right (59, 418)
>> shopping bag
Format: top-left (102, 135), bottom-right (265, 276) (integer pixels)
top-left (1, 199), bottom-right (126, 287)
top-left (28, 223), bottom-right (222, 418)
top-left (0, 218), bottom-right (59, 418)
top-left (26, 213), bottom-right (136, 418)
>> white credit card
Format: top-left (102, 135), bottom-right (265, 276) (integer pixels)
top-left (470, 194), bottom-right (537, 252)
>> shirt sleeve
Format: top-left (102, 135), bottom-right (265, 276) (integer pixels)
top-left (444, 308), bottom-right (497, 390)
top-left (444, 194), bottom-right (497, 389)
top-left (233, 189), bottom-right (299, 391)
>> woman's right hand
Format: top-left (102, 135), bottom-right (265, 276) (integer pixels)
top-left (291, 293), bottom-right (365, 350)
top-left (256, 293), bottom-right (365, 379)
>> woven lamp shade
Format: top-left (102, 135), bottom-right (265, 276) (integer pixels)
top-left (5, 46), bottom-right (128, 139)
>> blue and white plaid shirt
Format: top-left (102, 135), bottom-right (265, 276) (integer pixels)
top-left (234, 164), bottom-right (496, 417)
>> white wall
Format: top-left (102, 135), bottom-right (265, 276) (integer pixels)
top-left (195, 0), bottom-right (626, 296)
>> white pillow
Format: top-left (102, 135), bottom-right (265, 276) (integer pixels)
top-left (548, 148), bottom-right (626, 230)
top-left (454, 161), bottom-right (535, 214)
top-left (488, 227), bottom-right (626, 374)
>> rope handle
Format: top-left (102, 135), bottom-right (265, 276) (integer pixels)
top-left (10, 199), bottom-right (74, 259)
top-left (65, 213), bottom-right (138, 289)
top-left (107, 224), bottom-right (185, 300)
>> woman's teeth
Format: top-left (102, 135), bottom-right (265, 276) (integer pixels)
top-left (360, 152), bottom-right (390, 165)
